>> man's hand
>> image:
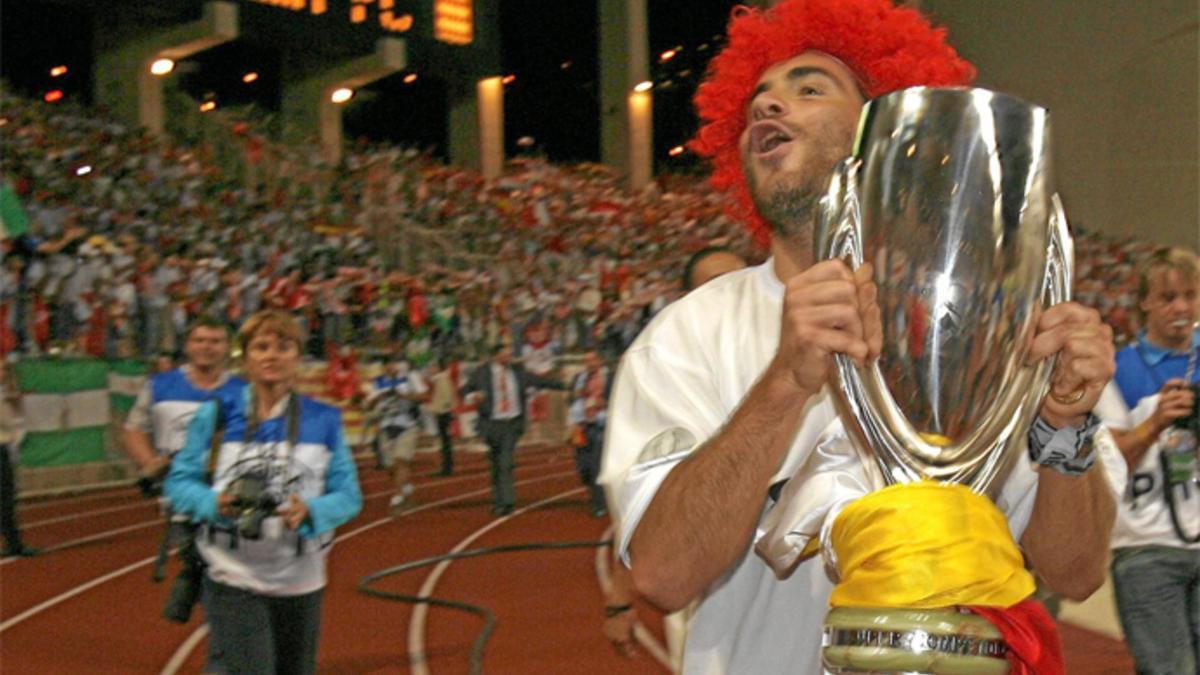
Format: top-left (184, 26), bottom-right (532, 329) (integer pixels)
top-left (602, 607), bottom-right (639, 657)
top-left (1028, 303), bottom-right (1115, 428)
top-left (135, 455), bottom-right (172, 498)
top-left (771, 260), bottom-right (882, 395)
top-left (278, 494), bottom-right (310, 531)
top-left (141, 454), bottom-right (171, 479)
top-left (1150, 378), bottom-right (1196, 431)
top-left (217, 491), bottom-right (238, 518)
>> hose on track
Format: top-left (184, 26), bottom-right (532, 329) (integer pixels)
top-left (357, 539), bottom-right (612, 675)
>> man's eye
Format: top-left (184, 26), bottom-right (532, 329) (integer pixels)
top-left (799, 86), bottom-right (822, 96)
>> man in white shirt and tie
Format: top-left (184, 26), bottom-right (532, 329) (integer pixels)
top-left (462, 343), bottom-right (565, 515)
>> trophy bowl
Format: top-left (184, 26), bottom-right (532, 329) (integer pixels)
top-left (815, 86), bottom-right (1072, 496)
top-left (814, 86), bottom-right (1073, 674)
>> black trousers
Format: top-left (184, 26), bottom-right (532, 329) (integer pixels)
top-left (0, 445), bottom-right (23, 551)
top-left (482, 418), bottom-right (522, 508)
top-left (435, 413), bottom-right (454, 473)
top-left (202, 577), bottom-right (325, 675)
top-left (574, 424), bottom-right (607, 511)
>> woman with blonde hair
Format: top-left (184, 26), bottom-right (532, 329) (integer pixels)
top-left (166, 310), bottom-right (362, 674)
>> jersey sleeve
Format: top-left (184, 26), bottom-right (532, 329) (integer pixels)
top-left (163, 400), bottom-right (220, 523)
top-left (123, 380), bottom-right (155, 433)
top-left (299, 409), bottom-right (363, 537)
top-left (598, 339), bottom-right (726, 563)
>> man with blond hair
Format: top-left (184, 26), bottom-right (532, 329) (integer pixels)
top-left (1095, 247), bottom-right (1200, 674)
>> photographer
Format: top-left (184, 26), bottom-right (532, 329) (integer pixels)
top-left (165, 310), bottom-right (362, 675)
top-left (1096, 247), bottom-right (1200, 675)
top-left (123, 316), bottom-right (245, 496)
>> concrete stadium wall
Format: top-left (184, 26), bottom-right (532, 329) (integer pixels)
top-left (924, 0), bottom-right (1199, 250)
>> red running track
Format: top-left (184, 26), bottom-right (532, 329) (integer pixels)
top-left (1, 446), bottom-right (667, 674)
top-left (1, 443), bottom-right (1131, 673)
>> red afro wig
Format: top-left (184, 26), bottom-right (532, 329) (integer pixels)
top-left (691, 0), bottom-right (976, 248)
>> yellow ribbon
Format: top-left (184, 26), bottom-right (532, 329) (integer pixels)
top-left (829, 481), bottom-right (1034, 609)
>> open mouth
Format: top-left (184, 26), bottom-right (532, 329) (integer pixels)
top-left (749, 122), bottom-right (794, 156)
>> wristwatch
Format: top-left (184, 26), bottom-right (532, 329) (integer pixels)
top-left (1027, 412), bottom-right (1101, 475)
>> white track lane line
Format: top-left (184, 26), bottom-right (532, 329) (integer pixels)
top-left (160, 625), bottom-right (209, 675)
top-left (23, 501), bottom-right (168, 529)
top-left (3, 478), bottom-right (375, 567)
top-left (14, 451), bottom-right (385, 515)
top-left (22, 472), bottom-right (394, 529)
top-left (160, 469), bottom-right (580, 674)
top-left (407, 486), bottom-right (587, 675)
top-left (0, 555), bottom-right (160, 633)
top-left (1, 458), bottom-right (556, 566)
top-left (18, 486), bottom-right (143, 513)
top-left (593, 525), bottom-right (672, 671)
top-left (0, 458), bottom-right (574, 620)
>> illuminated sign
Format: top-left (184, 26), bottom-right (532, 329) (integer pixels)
top-left (247, 0), bottom-right (318, 12)
top-left (245, 0), bottom-right (414, 34)
top-left (434, 0), bottom-right (473, 45)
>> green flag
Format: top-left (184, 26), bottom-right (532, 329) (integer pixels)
top-left (14, 358), bottom-right (110, 467)
top-left (0, 181), bottom-right (30, 240)
top-left (108, 359), bottom-right (149, 414)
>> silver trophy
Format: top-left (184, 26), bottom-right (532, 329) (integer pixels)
top-left (814, 87), bottom-right (1072, 674)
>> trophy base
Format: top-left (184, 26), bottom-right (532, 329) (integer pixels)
top-left (822, 606), bottom-right (1009, 675)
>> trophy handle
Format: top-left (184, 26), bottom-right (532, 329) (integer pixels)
top-left (1044, 194), bottom-right (1074, 306)
top-left (966, 193), bottom-right (1074, 494)
top-left (816, 158), bottom-right (865, 267)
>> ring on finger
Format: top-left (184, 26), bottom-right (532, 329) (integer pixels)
top-left (1049, 386), bottom-right (1086, 405)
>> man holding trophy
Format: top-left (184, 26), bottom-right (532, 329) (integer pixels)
top-left (600, 0), bottom-right (1121, 673)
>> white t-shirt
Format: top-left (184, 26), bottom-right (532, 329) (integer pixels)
top-left (1095, 382), bottom-right (1200, 551)
top-left (599, 260), bottom-right (1099, 675)
top-left (373, 371), bottom-right (428, 431)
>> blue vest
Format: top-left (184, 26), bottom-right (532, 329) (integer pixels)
top-left (149, 368), bottom-right (247, 455)
top-left (1114, 336), bottom-right (1200, 410)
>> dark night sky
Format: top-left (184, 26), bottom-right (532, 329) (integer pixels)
top-left (0, 0), bottom-right (739, 168)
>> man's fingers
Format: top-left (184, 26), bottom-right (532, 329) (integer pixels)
top-left (797, 259), bottom-right (856, 284)
top-left (789, 304), bottom-right (865, 336)
top-left (1054, 340), bottom-right (1117, 383)
top-left (855, 270), bottom-right (882, 359)
top-left (1036, 302), bottom-right (1100, 333)
top-left (1027, 323), bottom-right (1071, 364)
top-left (1160, 378), bottom-right (1189, 394)
top-left (794, 326), bottom-right (871, 364)
top-left (1029, 322), bottom-right (1114, 368)
top-left (787, 279), bottom-right (860, 307)
top-left (853, 262), bottom-right (874, 286)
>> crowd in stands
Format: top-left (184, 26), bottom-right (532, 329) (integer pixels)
top-left (0, 87), bottom-right (762, 370)
top-left (0, 87), bottom-right (1173, 372)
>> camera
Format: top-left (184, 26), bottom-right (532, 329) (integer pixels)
top-left (158, 521), bottom-right (204, 624)
top-left (227, 471), bottom-right (280, 540)
top-left (1170, 383), bottom-right (1200, 437)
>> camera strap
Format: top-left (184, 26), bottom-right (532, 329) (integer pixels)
top-left (213, 391), bottom-right (302, 551)
top-left (244, 390), bottom-right (302, 449)
top-left (1160, 450), bottom-right (1200, 544)
top-left (205, 402), bottom-right (226, 482)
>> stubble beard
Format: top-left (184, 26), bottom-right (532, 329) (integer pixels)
top-left (748, 145), bottom-right (853, 264)
top-left (748, 168), bottom-right (821, 262)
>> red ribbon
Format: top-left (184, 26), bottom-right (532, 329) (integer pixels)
top-left (967, 599), bottom-right (1064, 675)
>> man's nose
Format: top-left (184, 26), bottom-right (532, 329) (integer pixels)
top-left (751, 92), bottom-right (787, 121)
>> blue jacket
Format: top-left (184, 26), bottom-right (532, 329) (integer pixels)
top-left (165, 388), bottom-right (362, 595)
